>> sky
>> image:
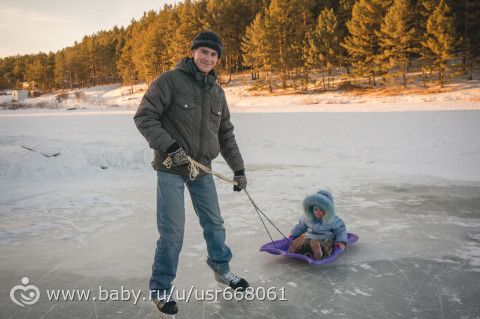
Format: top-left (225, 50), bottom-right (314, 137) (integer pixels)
top-left (0, 0), bottom-right (178, 58)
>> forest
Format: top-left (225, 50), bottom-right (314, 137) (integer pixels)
top-left (0, 0), bottom-right (478, 92)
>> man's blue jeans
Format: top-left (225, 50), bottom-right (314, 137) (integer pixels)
top-left (149, 170), bottom-right (232, 299)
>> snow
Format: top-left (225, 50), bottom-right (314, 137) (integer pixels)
top-left (0, 83), bottom-right (147, 110)
top-left (224, 81), bottom-right (480, 112)
top-left (1, 80), bottom-right (480, 112)
top-left (0, 94), bottom-right (11, 104)
top-left (1, 90), bottom-right (479, 318)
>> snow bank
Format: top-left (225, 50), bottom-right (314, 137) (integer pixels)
top-left (1, 111), bottom-right (480, 183)
top-left (1, 80), bottom-right (479, 113)
top-left (0, 83), bottom-right (147, 110)
top-left (0, 114), bottom-right (151, 181)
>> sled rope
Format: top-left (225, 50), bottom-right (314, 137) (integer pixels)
top-left (162, 156), bottom-right (204, 181)
top-left (185, 157), bottom-right (288, 245)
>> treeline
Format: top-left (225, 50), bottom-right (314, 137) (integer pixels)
top-left (243, 0), bottom-right (480, 89)
top-left (0, 27), bottom-right (123, 91)
top-left (0, 0), bottom-right (479, 92)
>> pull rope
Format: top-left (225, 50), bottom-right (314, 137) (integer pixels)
top-left (162, 154), bottom-right (288, 244)
top-left (162, 156), bottom-right (202, 181)
top-left (184, 157), bottom-right (289, 244)
top-left (162, 156), bottom-right (172, 169)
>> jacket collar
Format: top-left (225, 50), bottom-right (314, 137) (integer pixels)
top-left (175, 57), bottom-right (217, 86)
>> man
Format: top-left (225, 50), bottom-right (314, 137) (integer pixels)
top-left (134, 31), bottom-right (249, 316)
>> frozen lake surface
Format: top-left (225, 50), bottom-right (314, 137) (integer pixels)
top-left (1, 111), bottom-right (479, 318)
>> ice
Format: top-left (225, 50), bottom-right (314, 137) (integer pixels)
top-left (1, 110), bottom-right (479, 318)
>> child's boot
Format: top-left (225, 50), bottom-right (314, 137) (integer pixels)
top-left (310, 239), bottom-right (323, 260)
top-left (288, 234), bottom-right (306, 253)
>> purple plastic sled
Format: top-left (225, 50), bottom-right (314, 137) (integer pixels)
top-left (259, 233), bottom-right (359, 265)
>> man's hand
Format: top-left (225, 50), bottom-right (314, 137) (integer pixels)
top-left (233, 170), bottom-right (247, 191)
top-left (166, 143), bottom-right (189, 167)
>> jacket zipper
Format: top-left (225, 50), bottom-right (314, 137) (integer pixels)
top-left (198, 75), bottom-right (208, 163)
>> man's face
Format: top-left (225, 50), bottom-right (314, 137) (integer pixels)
top-left (191, 47), bottom-right (219, 74)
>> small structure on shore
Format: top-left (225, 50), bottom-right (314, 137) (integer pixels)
top-left (12, 90), bottom-right (28, 102)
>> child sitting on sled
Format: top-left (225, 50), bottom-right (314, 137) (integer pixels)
top-left (288, 190), bottom-right (347, 260)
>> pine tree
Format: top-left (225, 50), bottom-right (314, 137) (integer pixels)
top-left (113, 26), bottom-right (127, 82)
top-left (421, 0), bottom-right (455, 87)
top-left (82, 35), bottom-right (99, 86)
top-left (418, 0), bottom-right (439, 19)
top-left (318, 7), bottom-right (340, 78)
top-left (25, 53), bottom-right (55, 91)
top-left (110, 26), bottom-right (125, 83)
top-left (117, 21), bottom-right (138, 89)
top-left (336, 0), bottom-right (355, 72)
top-left (293, 2), bottom-right (316, 91)
top-left (205, 0), bottom-right (262, 81)
top-left (64, 44), bottom-right (89, 88)
top-left (140, 10), bottom-right (170, 82)
top-left (131, 11), bottom-right (162, 83)
top-left (462, 0), bottom-right (480, 79)
top-left (376, 0), bottom-right (418, 87)
top-left (0, 58), bottom-right (9, 89)
top-left (306, 8), bottom-right (341, 90)
top-left (263, 0), bottom-right (315, 89)
top-left (54, 50), bottom-right (67, 89)
top-left (129, 11), bottom-right (160, 83)
top-left (170, 0), bottom-right (205, 64)
top-left (93, 30), bottom-right (119, 84)
top-left (342, 0), bottom-right (391, 86)
top-left (12, 55), bottom-right (33, 88)
top-left (0, 56), bottom-right (22, 89)
top-left (242, 13), bottom-right (270, 84)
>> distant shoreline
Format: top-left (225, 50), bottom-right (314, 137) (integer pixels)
top-left (1, 79), bottom-right (480, 113)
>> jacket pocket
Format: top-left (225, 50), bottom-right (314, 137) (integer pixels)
top-left (210, 93), bottom-right (222, 126)
top-left (210, 105), bottom-right (222, 132)
top-left (170, 95), bottom-right (199, 131)
top-left (173, 95), bottom-right (196, 110)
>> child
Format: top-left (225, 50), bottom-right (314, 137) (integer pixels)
top-left (288, 190), bottom-right (347, 260)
